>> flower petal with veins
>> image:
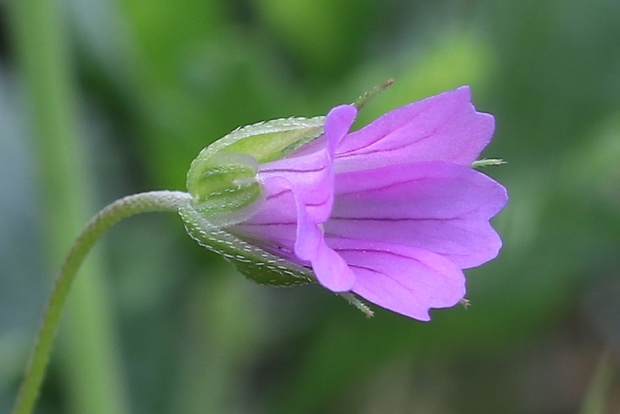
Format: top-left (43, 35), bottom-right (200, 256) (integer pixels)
top-left (330, 238), bottom-right (466, 321)
top-left (335, 86), bottom-right (494, 173)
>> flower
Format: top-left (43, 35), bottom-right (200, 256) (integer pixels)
top-left (183, 86), bottom-right (507, 321)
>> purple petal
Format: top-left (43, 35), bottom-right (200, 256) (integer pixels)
top-left (325, 161), bottom-right (507, 269)
top-left (235, 179), bottom-right (356, 291)
top-left (240, 106), bottom-right (359, 290)
top-left (334, 86), bottom-right (494, 173)
top-left (291, 188), bottom-right (355, 291)
top-left (232, 182), bottom-right (298, 255)
top-left (259, 105), bottom-right (356, 223)
top-left (258, 150), bottom-right (333, 224)
top-left (255, 106), bottom-right (358, 291)
top-left (324, 104), bottom-right (358, 155)
top-left (328, 238), bottom-right (465, 321)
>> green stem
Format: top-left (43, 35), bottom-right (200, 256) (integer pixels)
top-left (8, 0), bottom-right (132, 412)
top-left (12, 191), bottom-right (192, 414)
top-left (580, 351), bottom-right (616, 414)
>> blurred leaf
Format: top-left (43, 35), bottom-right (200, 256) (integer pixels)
top-left (255, 0), bottom-right (378, 77)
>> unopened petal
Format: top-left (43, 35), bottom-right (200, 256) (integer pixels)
top-left (334, 86), bottom-right (494, 172)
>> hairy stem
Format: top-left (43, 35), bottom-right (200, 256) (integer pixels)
top-left (12, 191), bottom-right (192, 414)
top-left (8, 0), bottom-right (132, 412)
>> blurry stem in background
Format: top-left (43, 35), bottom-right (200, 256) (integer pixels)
top-left (7, 1), bottom-right (131, 413)
top-left (580, 351), bottom-right (616, 414)
top-left (353, 78), bottom-right (394, 110)
top-left (12, 191), bottom-right (192, 414)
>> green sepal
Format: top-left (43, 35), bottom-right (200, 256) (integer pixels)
top-left (188, 116), bottom-right (325, 172)
top-left (186, 116), bottom-right (326, 227)
top-left (472, 158), bottom-right (506, 168)
top-left (179, 203), bottom-right (316, 287)
top-left (187, 151), bottom-right (263, 227)
top-left (353, 79), bottom-right (394, 110)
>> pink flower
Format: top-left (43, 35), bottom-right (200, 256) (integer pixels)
top-left (226, 86), bottom-right (507, 320)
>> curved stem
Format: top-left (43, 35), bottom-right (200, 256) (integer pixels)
top-left (12, 190), bottom-right (192, 414)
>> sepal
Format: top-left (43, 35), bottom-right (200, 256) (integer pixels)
top-left (472, 158), bottom-right (506, 168)
top-left (179, 203), bottom-right (316, 287)
top-left (186, 116), bottom-right (326, 227)
top-left (188, 116), bottom-right (326, 168)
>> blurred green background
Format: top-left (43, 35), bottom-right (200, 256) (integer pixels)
top-left (1, 0), bottom-right (619, 413)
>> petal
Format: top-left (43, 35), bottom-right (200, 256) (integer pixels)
top-left (334, 86), bottom-right (494, 172)
top-left (244, 105), bottom-right (358, 291)
top-left (326, 161), bottom-right (508, 268)
top-left (259, 104), bottom-right (357, 223)
top-left (258, 149), bottom-right (333, 224)
top-left (324, 104), bottom-right (358, 155)
top-left (295, 199), bottom-right (356, 291)
top-left (328, 238), bottom-right (466, 321)
top-left (236, 176), bottom-right (356, 292)
top-left (232, 182), bottom-right (299, 256)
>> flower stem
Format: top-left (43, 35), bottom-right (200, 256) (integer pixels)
top-left (580, 351), bottom-right (616, 414)
top-left (8, 0), bottom-right (132, 411)
top-left (12, 191), bottom-right (192, 414)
